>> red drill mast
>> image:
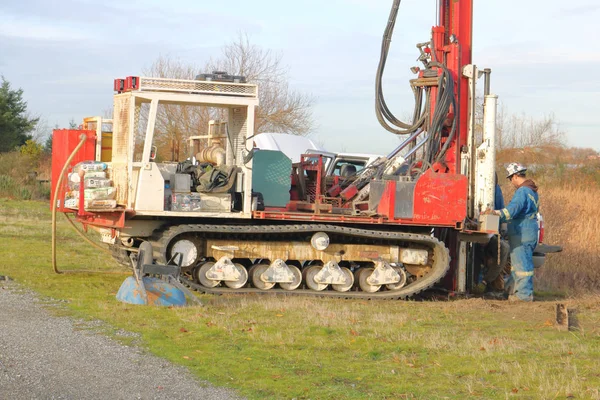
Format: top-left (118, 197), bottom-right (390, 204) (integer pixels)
top-left (434, 0), bottom-right (473, 174)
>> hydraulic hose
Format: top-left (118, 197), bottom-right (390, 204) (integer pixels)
top-left (52, 134), bottom-right (87, 274)
top-left (51, 134), bottom-right (128, 275)
top-left (375, 1), bottom-right (458, 168)
top-left (375, 0), bottom-right (429, 136)
top-left (63, 213), bottom-right (112, 254)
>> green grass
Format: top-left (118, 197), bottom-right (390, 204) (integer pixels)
top-left (2, 198), bottom-right (600, 399)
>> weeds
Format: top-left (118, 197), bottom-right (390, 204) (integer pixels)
top-left (0, 151), bottom-right (50, 200)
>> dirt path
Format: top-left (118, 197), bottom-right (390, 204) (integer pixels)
top-left (0, 281), bottom-right (244, 400)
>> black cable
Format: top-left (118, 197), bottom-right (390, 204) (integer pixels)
top-left (370, 0), bottom-right (459, 181)
top-left (375, 0), bottom-right (428, 136)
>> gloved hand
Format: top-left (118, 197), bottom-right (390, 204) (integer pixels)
top-left (482, 208), bottom-right (501, 216)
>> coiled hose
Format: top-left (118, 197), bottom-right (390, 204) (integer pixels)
top-left (375, 0), bottom-right (457, 167)
top-left (51, 133), bottom-right (128, 275)
top-left (375, 0), bottom-right (429, 136)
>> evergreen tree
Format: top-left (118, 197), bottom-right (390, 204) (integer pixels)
top-left (44, 134), bottom-right (53, 153)
top-left (0, 77), bottom-right (39, 152)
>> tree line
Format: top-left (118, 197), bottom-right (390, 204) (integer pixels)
top-left (1, 35), bottom-right (595, 162)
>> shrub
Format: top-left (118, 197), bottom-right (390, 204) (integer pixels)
top-left (19, 139), bottom-right (44, 158)
top-left (0, 151), bottom-right (50, 200)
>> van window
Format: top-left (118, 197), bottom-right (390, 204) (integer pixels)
top-left (332, 160), bottom-right (366, 177)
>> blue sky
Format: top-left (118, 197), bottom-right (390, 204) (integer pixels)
top-left (1, 0), bottom-right (598, 153)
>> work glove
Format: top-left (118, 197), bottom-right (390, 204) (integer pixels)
top-left (482, 208), bottom-right (500, 216)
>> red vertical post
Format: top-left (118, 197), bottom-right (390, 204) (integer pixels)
top-left (431, 26), bottom-right (446, 63)
top-left (435, 0), bottom-right (473, 292)
top-left (434, 0), bottom-right (473, 174)
top-left (78, 170), bottom-right (86, 215)
top-left (455, 0), bottom-right (473, 152)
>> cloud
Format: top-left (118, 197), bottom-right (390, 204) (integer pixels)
top-left (0, 17), bottom-right (89, 41)
top-left (479, 43), bottom-right (600, 67)
top-left (560, 5), bottom-right (600, 16)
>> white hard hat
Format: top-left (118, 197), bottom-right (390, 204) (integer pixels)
top-left (506, 162), bottom-right (527, 178)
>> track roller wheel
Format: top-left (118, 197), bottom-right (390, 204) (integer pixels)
top-left (304, 265), bottom-right (328, 291)
top-left (331, 267), bottom-right (354, 292)
top-left (195, 262), bottom-right (220, 288)
top-left (224, 263), bottom-right (248, 289)
top-left (385, 267), bottom-right (408, 291)
top-left (279, 265), bottom-right (302, 291)
top-left (250, 264), bottom-right (275, 290)
top-left (356, 267), bottom-right (381, 293)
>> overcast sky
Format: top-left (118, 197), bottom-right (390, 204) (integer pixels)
top-left (1, 0), bottom-right (598, 153)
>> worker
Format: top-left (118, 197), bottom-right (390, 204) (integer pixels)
top-left (491, 163), bottom-right (539, 301)
top-left (473, 174), bottom-right (510, 297)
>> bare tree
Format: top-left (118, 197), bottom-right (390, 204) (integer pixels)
top-left (141, 57), bottom-right (211, 160)
top-left (142, 35), bottom-right (314, 161)
top-left (206, 34), bottom-right (313, 136)
top-left (30, 116), bottom-right (50, 143)
top-left (497, 112), bottom-right (565, 150)
top-left (472, 95), bottom-right (566, 151)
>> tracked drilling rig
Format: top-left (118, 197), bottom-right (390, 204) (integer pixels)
top-left (51, 0), bottom-right (500, 298)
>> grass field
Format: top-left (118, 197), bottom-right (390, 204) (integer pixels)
top-left (1, 199), bottom-right (599, 399)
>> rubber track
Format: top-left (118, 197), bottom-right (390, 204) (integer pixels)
top-left (149, 224), bottom-right (450, 300)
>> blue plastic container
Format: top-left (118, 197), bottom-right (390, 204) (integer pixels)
top-left (116, 276), bottom-right (187, 306)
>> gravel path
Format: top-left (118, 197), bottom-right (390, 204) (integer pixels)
top-left (0, 280), bottom-right (244, 400)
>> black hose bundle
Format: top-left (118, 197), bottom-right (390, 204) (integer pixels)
top-left (375, 0), bottom-right (428, 136)
top-left (375, 0), bottom-right (457, 168)
top-left (425, 62), bottom-right (457, 165)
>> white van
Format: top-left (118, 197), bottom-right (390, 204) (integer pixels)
top-left (252, 132), bottom-right (381, 177)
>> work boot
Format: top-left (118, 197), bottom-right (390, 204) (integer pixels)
top-left (483, 291), bottom-right (507, 300)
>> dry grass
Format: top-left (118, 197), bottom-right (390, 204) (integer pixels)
top-left (536, 182), bottom-right (600, 294)
top-left (498, 157), bottom-right (600, 295)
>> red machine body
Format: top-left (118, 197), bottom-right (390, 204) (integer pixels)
top-left (374, 171), bottom-right (467, 226)
top-left (50, 129), bottom-right (96, 212)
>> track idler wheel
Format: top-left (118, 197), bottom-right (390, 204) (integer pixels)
top-left (195, 262), bottom-right (220, 288)
top-left (249, 264), bottom-right (275, 290)
top-left (356, 267), bottom-right (381, 293)
top-left (279, 265), bottom-right (302, 291)
top-left (331, 267), bottom-right (354, 292)
top-left (304, 265), bottom-right (328, 291)
top-left (386, 267), bottom-right (408, 290)
top-left (169, 236), bottom-right (204, 269)
top-left (224, 263), bottom-right (248, 289)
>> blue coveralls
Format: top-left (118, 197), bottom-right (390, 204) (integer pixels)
top-left (480, 185), bottom-right (509, 285)
top-left (499, 185), bottom-right (539, 301)
top-left (495, 185), bottom-right (505, 210)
